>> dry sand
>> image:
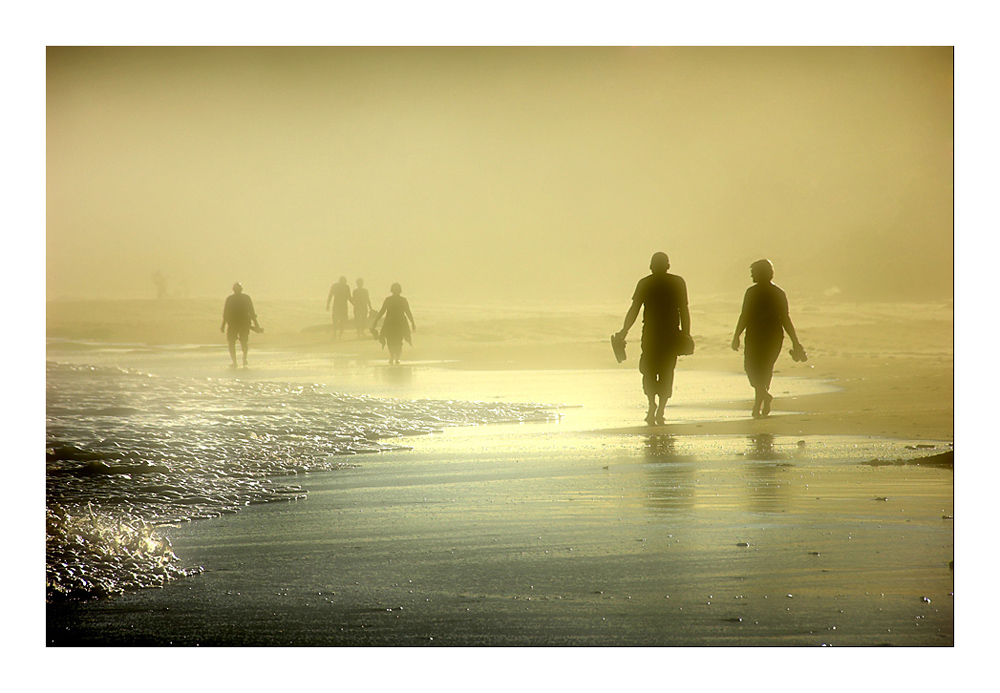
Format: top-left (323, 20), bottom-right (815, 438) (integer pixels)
top-left (45, 296), bottom-right (954, 647)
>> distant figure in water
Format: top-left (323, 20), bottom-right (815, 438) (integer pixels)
top-left (326, 276), bottom-right (352, 340)
top-left (352, 278), bottom-right (374, 338)
top-left (731, 259), bottom-right (804, 418)
top-left (616, 252), bottom-right (691, 424)
top-left (221, 282), bottom-right (262, 368)
top-left (373, 283), bottom-right (416, 366)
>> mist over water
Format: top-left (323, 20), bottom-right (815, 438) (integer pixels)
top-left (47, 47), bottom-right (952, 305)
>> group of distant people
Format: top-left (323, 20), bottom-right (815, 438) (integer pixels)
top-left (326, 277), bottom-right (373, 339)
top-left (222, 251), bottom-right (804, 422)
top-left (221, 278), bottom-right (417, 369)
top-left (327, 277), bottom-right (416, 365)
top-left (326, 277), bottom-right (417, 366)
top-left (614, 252), bottom-right (805, 422)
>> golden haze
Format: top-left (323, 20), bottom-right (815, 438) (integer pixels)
top-left (46, 46), bottom-right (953, 304)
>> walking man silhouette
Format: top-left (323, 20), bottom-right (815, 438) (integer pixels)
top-left (326, 276), bottom-right (352, 340)
top-left (615, 252), bottom-right (691, 424)
top-left (352, 278), bottom-right (374, 338)
top-left (221, 282), bottom-right (262, 368)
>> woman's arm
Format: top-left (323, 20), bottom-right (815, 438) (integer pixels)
top-left (404, 300), bottom-right (416, 330)
top-left (781, 313), bottom-right (801, 348)
top-left (373, 299), bottom-right (388, 325)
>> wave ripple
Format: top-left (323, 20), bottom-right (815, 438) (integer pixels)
top-left (46, 361), bottom-right (558, 600)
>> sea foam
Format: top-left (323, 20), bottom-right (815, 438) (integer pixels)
top-left (46, 361), bottom-right (558, 600)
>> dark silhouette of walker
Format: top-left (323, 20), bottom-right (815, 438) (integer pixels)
top-left (372, 283), bottom-right (416, 366)
top-left (731, 259), bottom-right (806, 418)
top-left (352, 278), bottom-right (374, 338)
top-left (326, 276), bottom-right (352, 340)
top-left (615, 252), bottom-right (692, 425)
top-left (220, 282), bottom-right (262, 368)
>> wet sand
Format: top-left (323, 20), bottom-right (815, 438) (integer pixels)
top-left (48, 425), bottom-right (953, 646)
top-left (44, 297), bottom-right (955, 648)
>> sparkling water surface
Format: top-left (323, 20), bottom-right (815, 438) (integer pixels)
top-left (46, 359), bottom-right (559, 600)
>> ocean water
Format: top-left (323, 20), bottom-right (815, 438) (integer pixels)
top-left (43, 336), bottom-right (854, 604)
top-left (45, 360), bottom-right (559, 601)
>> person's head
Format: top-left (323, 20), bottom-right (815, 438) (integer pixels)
top-left (750, 259), bottom-right (774, 284)
top-left (649, 252), bottom-right (670, 274)
top-left (232, 282), bottom-right (243, 294)
top-left (390, 282), bottom-right (402, 295)
top-left (339, 276), bottom-right (347, 284)
top-left (356, 278), bottom-right (364, 288)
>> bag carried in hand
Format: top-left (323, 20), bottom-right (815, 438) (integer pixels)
top-left (675, 333), bottom-right (695, 356)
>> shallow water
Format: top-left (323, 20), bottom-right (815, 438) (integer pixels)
top-left (48, 427), bottom-right (954, 646)
top-left (45, 360), bottom-right (559, 600)
top-left (43, 340), bottom-right (924, 607)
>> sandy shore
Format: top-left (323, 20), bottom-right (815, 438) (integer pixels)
top-left (48, 423), bottom-right (953, 646)
top-left (45, 297), bottom-right (954, 647)
top-left (46, 295), bottom-right (954, 440)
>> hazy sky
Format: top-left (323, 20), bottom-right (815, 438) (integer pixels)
top-left (46, 46), bottom-right (953, 303)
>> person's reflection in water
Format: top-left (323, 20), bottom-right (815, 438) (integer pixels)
top-left (744, 433), bottom-right (782, 461)
top-left (645, 434), bottom-right (679, 461)
top-left (742, 433), bottom-right (792, 512)
top-left (731, 259), bottom-right (804, 419)
top-left (379, 363), bottom-right (413, 385)
top-left (642, 435), bottom-right (697, 512)
top-left (616, 252), bottom-right (691, 425)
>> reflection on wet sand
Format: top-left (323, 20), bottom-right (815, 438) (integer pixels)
top-left (743, 433), bottom-right (794, 512)
top-left (379, 364), bottom-right (414, 386)
top-left (642, 435), bottom-right (698, 512)
top-left (745, 433), bottom-right (783, 461)
top-left (640, 433), bottom-right (803, 515)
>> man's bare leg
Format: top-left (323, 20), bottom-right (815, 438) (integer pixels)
top-left (761, 392), bottom-right (773, 417)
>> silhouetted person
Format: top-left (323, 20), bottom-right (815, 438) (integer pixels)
top-left (352, 278), bottom-right (374, 338)
top-left (616, 252), bottom-right (691, 424)
top-left (326, 276), bottom-right (353, 340)
top-left (373, 283), bottom-right (416, 366)
top-left (731, 259), bottom-right (804, 418)
top-left (221, 282), bottom-right (261, 368)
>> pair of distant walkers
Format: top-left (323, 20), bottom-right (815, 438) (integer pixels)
top-left (327, 277), bottom-right (375, 340)
top-left (328, 277), bottom-right (416, 365)
top-left (615, 253), bottom-right (804, 423)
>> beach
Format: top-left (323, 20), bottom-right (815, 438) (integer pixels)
top-left (45, 296), bottom-right (954, 646)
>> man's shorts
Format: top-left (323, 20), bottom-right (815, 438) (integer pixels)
top-left (227, 325), bottom-right (251, 343)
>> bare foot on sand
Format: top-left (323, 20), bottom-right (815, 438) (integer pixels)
top-left (762, 393), bottom-right (773, 417)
